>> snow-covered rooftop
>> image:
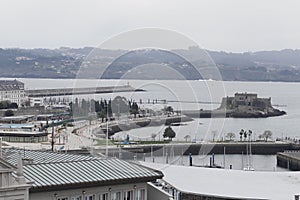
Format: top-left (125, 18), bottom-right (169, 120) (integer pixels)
top-left (140, 162), bottom-right (300, 200)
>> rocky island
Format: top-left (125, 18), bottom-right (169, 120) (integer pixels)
top-left (183, 93), bottom-right (286, 118)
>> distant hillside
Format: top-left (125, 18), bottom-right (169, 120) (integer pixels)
top-left (208, 49), bottom-right (300, 81)
top-left (0, 47), bottom-right (300, 81)
top-left (101, 49), bottom-right (202, 80)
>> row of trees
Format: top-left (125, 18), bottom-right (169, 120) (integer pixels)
top-left (151, 128), bottom-right (272, 143)
top-left (69, 96), bottom-right (140, 121)
top-left (224, 129), bottom-right (273, 142)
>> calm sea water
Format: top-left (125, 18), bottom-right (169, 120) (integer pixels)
top-left (5, 77), bottom-right (298, 170)
top-left (12, 78), bottom-right (299, 140)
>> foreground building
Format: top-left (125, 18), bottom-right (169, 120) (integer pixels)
top-left (1, 148), bottom-right (165, 200)
top-left (142, 162), bottom-right (300, 200)
top-left (0, 154), bottom-right (31, 199)
top-left (0, 79), bottom-right (26, 106)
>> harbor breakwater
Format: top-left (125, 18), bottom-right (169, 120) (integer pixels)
top-left (26, 85), bottom-right (144, 97)
top-left (90, 142), bottom-right (300, 160)
top-left (99, 115), bottom-right (193, 137)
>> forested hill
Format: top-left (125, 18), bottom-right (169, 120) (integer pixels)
top-left (1, 47), bottom-right (300, 81)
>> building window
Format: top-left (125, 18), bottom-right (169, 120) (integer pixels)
top-left (85, 195), bottom-right (95, 200)
top-left (57, 197), bottom-right (69, 200)
top-left (123, 191), bottom-right (133, 200)
top-left (111, 192), bottom-right (121, 200)
top-left (99, 193), bottom-right (108, 200)
top-left (136, 189), bottom-right (145, 200)
top-left (71, 196), bottom-right (82, 200)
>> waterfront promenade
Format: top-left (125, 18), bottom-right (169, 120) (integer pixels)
top-left (3, 113), bottom-right (299, 157)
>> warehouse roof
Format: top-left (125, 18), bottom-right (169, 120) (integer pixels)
top-left (2, 148), bottom-right (95, 165)
top-left (2, 148), bottom-right (163, 192)
top-left (23, 158), bottom-right (162, 191)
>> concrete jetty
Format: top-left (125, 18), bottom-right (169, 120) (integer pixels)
top-left (277, 150), bottom-right (300, 171)
top-left (26, 85), bottom-right (144, 97)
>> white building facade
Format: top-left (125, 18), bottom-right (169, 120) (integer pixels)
top-left (0, 80), bottom-right (26, 106)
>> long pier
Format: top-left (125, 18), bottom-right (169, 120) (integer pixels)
top-left (26, 85), bottom-right (144, 97)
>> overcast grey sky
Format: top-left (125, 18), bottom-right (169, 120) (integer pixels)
top-left (1, 0), bottom-right (300, 52)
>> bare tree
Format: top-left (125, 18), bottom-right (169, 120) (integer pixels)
top-left (226, 132), bottom-right (236, 141)
top-left (212, 130), bottom-right (218, 142)
top-left (184, 135), bottom-right (191, 142)
top-left (151, 133), bottom-right (157, 141)
top-left (260, 130), bottom-right (272, 142)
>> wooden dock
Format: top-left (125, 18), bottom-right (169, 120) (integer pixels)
top-left (26, 85), bottom-right (144, 97)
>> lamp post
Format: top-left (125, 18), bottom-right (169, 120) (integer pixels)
top-left (82, 190), bottom-right (85, 199)
top-left (51, 121), bottom-right (54, 152)
top-left (106, 105), bottom-right (109, 157)
top-left (248, 130), bottom-right (253, 169)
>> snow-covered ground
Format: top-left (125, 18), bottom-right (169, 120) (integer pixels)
top-left (140, 162), bottom-right (300, 200)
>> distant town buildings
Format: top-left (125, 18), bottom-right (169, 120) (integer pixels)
top-left (0, 80), bottom-right (26, 106)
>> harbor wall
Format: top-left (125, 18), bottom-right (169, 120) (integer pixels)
top-left (26, 85), bottom-right (142, 97)
top-left (99, 115), bottom-right (193, 136)
top-left (277, 150), bottom-right (300, 171)
top-left (88, 142), bottom-right (300, 160)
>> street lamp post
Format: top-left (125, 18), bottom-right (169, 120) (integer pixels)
top-left (51, 122), bottom-right (55, 152)
top-left (248, 130), bottom-right (253, 169)
top-left (106, 105), bottom-right (109, 157)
